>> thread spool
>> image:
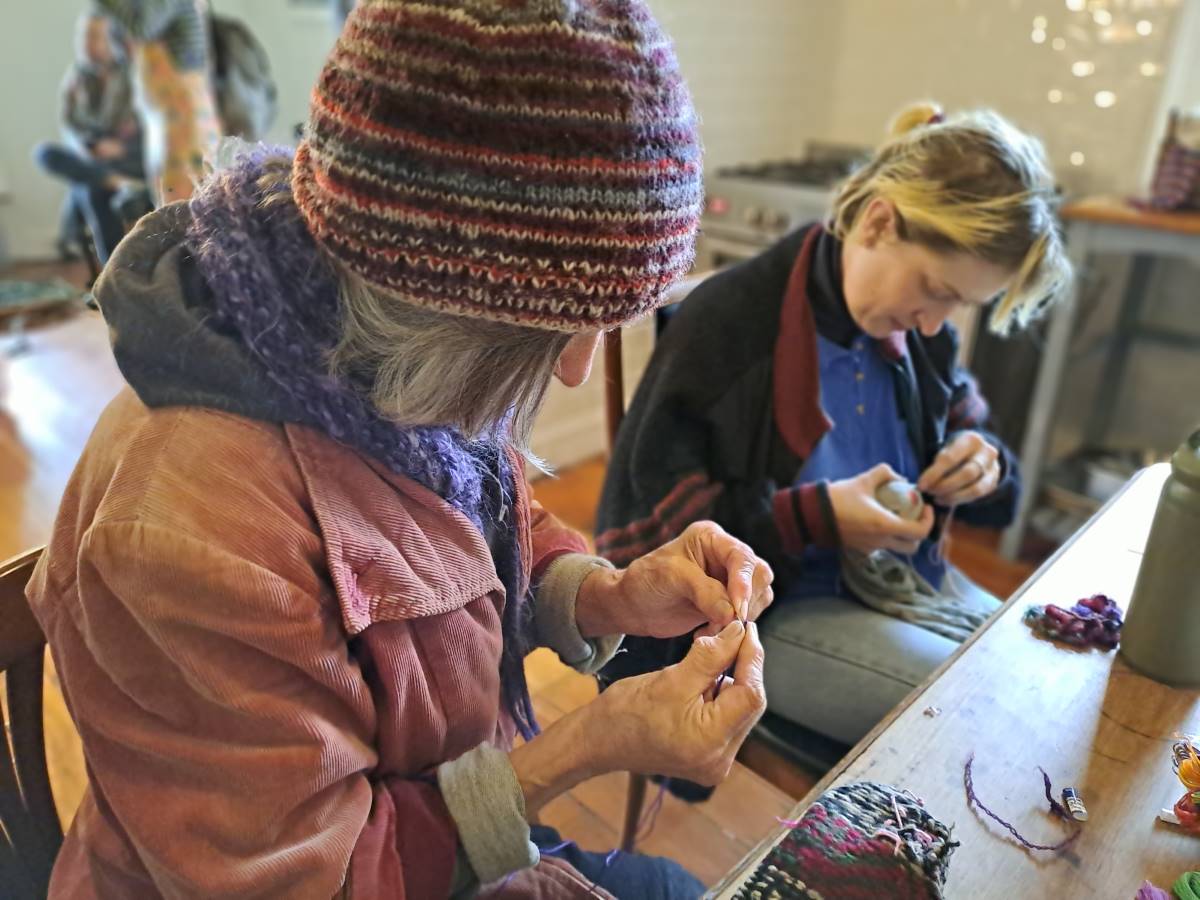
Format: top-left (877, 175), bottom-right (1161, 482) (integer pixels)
top-left (1061, 787), bottom-right (1088, 821)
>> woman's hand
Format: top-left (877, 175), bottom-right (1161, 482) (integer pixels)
top-left (828, 463), bottom-right (934, 554)
top-left (511, 621), bottom-right (765, 815)
top-left (917, 431), bottom-right (1002, 506)
top-left (575, 522), bottom-right (774, 640)
top-left (588, 620), bottom-right (764, 783)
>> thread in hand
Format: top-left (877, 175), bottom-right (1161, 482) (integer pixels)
top-left (711, 616), bottom-right (745, 699)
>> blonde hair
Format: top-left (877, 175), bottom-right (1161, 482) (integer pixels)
top-left (831, 102), bottom-right (1071, 333)
top-left (254, 155), bottom-right (570, 457)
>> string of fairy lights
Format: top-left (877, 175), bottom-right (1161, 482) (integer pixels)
top-left (1031, 0), bottom-right (1177, 169)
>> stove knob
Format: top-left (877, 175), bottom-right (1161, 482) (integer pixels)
top-left (743, 207), bottom-right (764, 227)
top-left (764, 210), bottom-right (791, 232)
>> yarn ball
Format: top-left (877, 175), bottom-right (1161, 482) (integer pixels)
top-left (877, 480), bottom-right (925, 521)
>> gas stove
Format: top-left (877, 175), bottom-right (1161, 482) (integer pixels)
top-left (697, 143), bottom-right (871, 268)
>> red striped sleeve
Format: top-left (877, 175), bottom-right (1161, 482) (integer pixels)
top-left (595, 472), bottom-right (724, 567)
top-left (772, 482), bottom-right (839, 555)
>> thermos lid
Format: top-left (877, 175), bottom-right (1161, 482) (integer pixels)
top-left (1171, 428), bottom-right (1200, 488)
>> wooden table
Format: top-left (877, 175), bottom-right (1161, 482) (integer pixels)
top-left (1000, 198), bottom-right (1200, 560)
top-left (712, 464), bottom-right (1200, 898)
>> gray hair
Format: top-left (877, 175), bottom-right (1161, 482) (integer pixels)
top-left (254, 153), bottom-right (571, 456)
top-left (330, 267), bottom-right (571, 454)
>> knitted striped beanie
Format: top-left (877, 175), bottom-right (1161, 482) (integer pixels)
top-left (292, 0), bottom-right (702, 332)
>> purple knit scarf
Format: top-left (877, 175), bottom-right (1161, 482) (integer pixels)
top-left (186, 145), bottom-right (539, 738)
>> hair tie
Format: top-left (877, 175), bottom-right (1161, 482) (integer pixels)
top-left (927, 112), bottom-right (945, 126)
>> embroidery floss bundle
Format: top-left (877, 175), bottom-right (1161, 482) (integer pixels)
top-left (1024, 594), bottom-right (1123, 649)
top-left (1136, 882), bottom-right (1173, 900)
top-left (732, 782), bottom-right (958, 900)
top-left (1169, 739), bottom-right (1200, 835)
top-left (1175, 871), bottom-right (1200, 900)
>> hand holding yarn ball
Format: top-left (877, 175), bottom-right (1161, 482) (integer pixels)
top-left (828, 463), bottom-right (934, 555)
top-left (875, 478), bottom-right (925, 521)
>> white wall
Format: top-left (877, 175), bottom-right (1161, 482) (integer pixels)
top-left (647, 1), bottom-right (837, 170)
top-left (0, 5), bottom-right (88, 261)
top-left (210, 0), bottom-right (337, 148)
top-left (818, 0), bottom-right (1180, 196)
top-left (6, 2), bottom-right (1187, 261)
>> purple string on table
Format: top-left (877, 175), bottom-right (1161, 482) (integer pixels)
top-left (963, 754), bottom-right (1081, 853)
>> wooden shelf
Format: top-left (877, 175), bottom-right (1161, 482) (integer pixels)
top-left (1063, 196), bottom-right (1200, 235)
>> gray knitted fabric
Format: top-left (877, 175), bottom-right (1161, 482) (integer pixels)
top-left (840, 551), bottom-right (990, 642)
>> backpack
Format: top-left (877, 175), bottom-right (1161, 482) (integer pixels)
top-left (210, 14), bottom-right (278, 141)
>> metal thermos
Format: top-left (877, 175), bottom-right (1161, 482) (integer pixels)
top-left (1120, 429), bottom-right (1200, 686)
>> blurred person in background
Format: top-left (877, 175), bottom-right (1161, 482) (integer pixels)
top-left (34, 12), bottom-right (144, 263)
top-left (93, 0), bottom-right (221, 203)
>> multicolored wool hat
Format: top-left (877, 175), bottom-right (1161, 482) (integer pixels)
top-left (733, 783), bottom-right (958, 900)
top-left (292, 0), bottom-right (703, 332)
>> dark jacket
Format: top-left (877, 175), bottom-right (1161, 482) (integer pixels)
top-left (595, 224), bottom-right (1018, 673)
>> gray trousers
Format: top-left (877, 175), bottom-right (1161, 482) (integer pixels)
top-left (760, 569), bottom-right (1000, 746)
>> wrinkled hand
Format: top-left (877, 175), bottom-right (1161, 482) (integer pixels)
top-left (917, 431), bottom-right (1002, 506)
top-left (577, 522), bottom-right (774, 640)
top-left (828, 463), bottom-right (934, 555)
top-left (585, 620), bottom-right (766, 785)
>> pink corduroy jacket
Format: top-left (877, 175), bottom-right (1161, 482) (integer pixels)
top-left (29, 388), bottom-right (613, 899)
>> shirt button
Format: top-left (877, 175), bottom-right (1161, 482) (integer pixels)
top-left (857, 403), bottom-right (866, 415)
top-left (855, 372), bottom-right (865, 382)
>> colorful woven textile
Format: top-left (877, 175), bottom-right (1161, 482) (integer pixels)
top-left (732, 783), bottom-right (958, 900)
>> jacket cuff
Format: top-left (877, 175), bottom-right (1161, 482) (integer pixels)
top-left (534, 553), bottom-right (624, 674)
top-left (437, 744), bottom-right (538, 885)
top-left (772, 482), bottom-right (840, 555)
